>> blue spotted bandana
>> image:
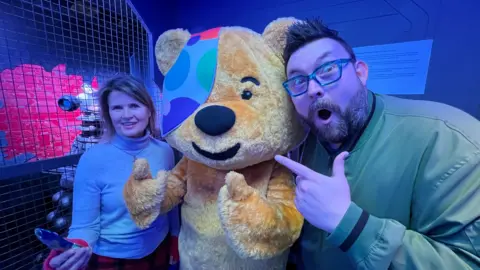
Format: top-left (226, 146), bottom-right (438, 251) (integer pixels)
top-left (161, 27), bottom-right (221, 137)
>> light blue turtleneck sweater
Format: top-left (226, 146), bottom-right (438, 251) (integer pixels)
top-left (68, 132), bottom-right (179, 259)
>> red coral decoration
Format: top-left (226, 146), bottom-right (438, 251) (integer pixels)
top-left (0, 64), bottom-right (94, 164)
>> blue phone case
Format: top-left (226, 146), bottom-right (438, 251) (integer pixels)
top-left (34, 228), bottom-right (79, 251)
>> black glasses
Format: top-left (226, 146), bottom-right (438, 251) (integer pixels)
top-left (283, 58), bottom-right (352, 97)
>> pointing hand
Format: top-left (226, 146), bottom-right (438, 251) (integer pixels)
top-left (275, 152), bottom-right (351, 233)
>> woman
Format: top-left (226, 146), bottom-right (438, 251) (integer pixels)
top-left (44, 75), bottom-right (179, 270)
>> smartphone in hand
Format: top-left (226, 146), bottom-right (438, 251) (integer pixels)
top-left (34, 228), bottom-right (80, 251)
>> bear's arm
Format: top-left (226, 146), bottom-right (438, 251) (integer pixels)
top-left (159, 156), bottom-right (188, 213)
top-left (123, 157), bottom-right (188, 229)
top-left (218, 161), bottom-right (303, 259)
top-left (261, 162), bottom-right (303, 253)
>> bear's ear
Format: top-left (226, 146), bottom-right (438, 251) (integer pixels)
top-left (262, 17), bottom-right (300, 60)
top-left (155, 29), bottom-right (191, 75)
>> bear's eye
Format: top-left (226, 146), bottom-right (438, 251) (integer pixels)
top-left (241, 90), bottom-right (253, 100)
top-left (240, 76), bottom-right (259, 101)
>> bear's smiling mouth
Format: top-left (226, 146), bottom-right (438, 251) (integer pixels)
top-left (192, 142), bottom-right (241, 161)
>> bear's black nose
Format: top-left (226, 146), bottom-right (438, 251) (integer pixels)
top-left (195, 105), bottom-right (236, 136)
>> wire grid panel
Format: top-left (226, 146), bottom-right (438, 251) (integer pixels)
top-left (0, 0), bottom-right (151, 167)
top-left (0, 167), bottom-right (74, 270)
top-left (0, 0), bottom-right (151, 269)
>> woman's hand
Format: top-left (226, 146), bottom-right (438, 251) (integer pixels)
top-left (49, 247), bottom-right (92, 270)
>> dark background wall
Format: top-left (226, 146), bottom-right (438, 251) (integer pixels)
top-left (131, 0), bottom-right (480, 119)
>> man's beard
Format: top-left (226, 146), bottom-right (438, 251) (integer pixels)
top-left (301, 87), bottom-right (369, 144)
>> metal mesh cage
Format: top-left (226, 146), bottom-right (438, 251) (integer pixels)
top-left (0, 168), bottom-right (75, 270)
top-left (0, 0), bottom-right (151, 269)
top-left (0, 0), bottom-right (151, 165)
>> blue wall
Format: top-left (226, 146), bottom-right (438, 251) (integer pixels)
top-left (131, 0), bottom-right (479, 118)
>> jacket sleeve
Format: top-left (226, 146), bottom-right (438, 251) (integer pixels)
top-left (67, 152), bottom-right (101, 247)
top-left (327, 140), bottom-right (480, 269)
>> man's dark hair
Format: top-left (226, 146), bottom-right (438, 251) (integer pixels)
top-left (283, 18), bottom-right (356, 64)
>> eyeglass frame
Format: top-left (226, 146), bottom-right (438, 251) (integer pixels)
top-left (282, 58), bottom-right (353, 97)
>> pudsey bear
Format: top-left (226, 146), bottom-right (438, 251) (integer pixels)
top-left (123, 17), bottom-right (306, 270)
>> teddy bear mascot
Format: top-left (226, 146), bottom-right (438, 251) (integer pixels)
top-left (123, 17), bottom-right (306, 270)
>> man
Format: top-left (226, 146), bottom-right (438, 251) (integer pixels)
top-left (275, 18), bottom-right (480, 269)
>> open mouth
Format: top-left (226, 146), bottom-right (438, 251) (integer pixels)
top-left (192, 142), bottom-right (241, 161)
top-left (317, 109), bottom-right (332, 121)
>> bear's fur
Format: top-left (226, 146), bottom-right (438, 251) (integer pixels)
top-left (123, 18), bottom-right (306, 270)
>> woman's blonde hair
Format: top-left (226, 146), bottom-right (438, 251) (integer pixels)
top-left (97, 74), bottom-right (158, 141)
